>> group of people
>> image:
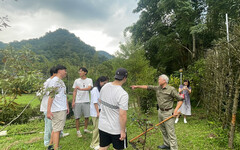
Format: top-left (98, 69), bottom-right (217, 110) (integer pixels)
top-left (39, 65), bottom-right (192, 150)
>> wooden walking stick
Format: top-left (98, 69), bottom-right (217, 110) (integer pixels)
top-left (129, 115), bottom-right (174, 143)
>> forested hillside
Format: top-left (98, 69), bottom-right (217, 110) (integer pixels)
top-left (1, 28), bottom-right (113, 66)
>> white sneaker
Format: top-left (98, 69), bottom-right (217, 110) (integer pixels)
top-left (175, 118), bottom-right (179, 124)
top-left (90, 145), bottom-right (94, 149)
top-left (94, 145), bottom-right (100, 150)
top-left (77, 131), bottom-right (82, 138)
top-left (184, 118), bottom-right (187, 123)
top-left (62, 132), bottom-right (69, 137)
top-left (84, 129), bottom-right (92, 134)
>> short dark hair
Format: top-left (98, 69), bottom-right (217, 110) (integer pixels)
top-left (56, 65), bottom-right (67, 72)
top-left (184, 79), bottom-right (190, 87)
top-left (79, 67), bottom-right (88, 75)
top-left (50, 67), bottom-right (57, 76)
top-left (94, 76), bottom-right (108, 92)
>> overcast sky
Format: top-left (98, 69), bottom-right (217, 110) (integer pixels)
top-left (0, 0), bottom-right (139, 54)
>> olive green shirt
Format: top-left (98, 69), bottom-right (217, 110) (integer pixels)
top-left (148, 84), bottom-right (183, 110)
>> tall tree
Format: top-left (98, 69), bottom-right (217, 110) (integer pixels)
top-left (128, 0), bottom-right (207, 73)
top-left (128, 0), bottom-right (240, 74)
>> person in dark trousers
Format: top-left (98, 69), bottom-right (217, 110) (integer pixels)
top-left (131, 74), bottom-right (183, 150)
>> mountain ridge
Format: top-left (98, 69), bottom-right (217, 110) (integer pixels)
top-left (0, 28), bottom-right (114, 64)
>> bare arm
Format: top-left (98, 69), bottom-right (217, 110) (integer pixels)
top-left (72, 88), bottom-right (77, 108)
top-left (47, 96), bottom-right (54, 119)
top-left (66, 97), bottom-right (69, 114)
top-left (179, 88), bottom-right (183, 93)
top-left (119, 109), bottom-right (127, 141)
top-left (94, 103), bottom-right (100, 117)
top-left (173, 101), bottom-right (183, 117)
top-left (182, 86), bottom-right (191, 94)
top-left (131, 85), bottom-right (148, 90)
top-left (76, 86), bottom-right (92, 91)
top-left (187, 88), bottom-right (192, 94)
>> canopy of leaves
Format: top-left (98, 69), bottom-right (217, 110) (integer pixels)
top-left (0, 47), bottom-right (44, 108)
top-left (127, 0), bottom-right (240, 74)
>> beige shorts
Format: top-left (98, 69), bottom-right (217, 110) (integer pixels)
top-left (52, 110), bottom-right (67, 132)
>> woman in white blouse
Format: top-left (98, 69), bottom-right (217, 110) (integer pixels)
top-left (90, 76), bottom-right (108, 150)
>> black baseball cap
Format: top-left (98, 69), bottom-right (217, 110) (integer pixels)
top-left (114, 68), bottom-right (128, 80)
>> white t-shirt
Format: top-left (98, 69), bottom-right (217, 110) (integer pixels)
top-left (72, 78), bottom-right (93, 103)
top-left (90, 87), bottom-right (100, 117)
top-left (98, 82), bottom-right (129, 135)
top-left (48, 76), bottom-right (67, 112)
top-left (40, 78), bottom-right (51, 112)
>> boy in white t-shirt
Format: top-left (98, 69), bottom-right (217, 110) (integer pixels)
top-left (98, 68), bottom-right (129, 150)
top-left (72, 67), bottom-right (93, 137)
top-left (38, 67), bottom-right (56, 147)
top-left (47, 65), bottom-right (69, 150)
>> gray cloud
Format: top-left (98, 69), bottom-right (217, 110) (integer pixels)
top-left (0, 0), bottom-right (139, 54)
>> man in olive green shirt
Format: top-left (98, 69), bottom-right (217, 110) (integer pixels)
top-left (131, 74), bottom-right (183, 150)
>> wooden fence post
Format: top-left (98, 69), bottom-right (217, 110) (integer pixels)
top-left (228, 73), bottom-right (240, 148)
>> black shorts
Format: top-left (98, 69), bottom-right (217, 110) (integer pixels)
top-left (99, 129), bottom-right (128, 149)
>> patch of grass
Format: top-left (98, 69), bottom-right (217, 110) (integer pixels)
top-left (127, 107), bottom-right (231, 150)
top-left (0, 105), bottom-right (237, 149)
top-left (15, 94), bottom-right (73, 108)
top-left (12, 94), bottom-right (40, 108)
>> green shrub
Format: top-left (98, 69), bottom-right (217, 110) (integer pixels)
top-left (0, 104), bottom-right (41, 124)
top-left (139, 91), bottom-right (157, 113)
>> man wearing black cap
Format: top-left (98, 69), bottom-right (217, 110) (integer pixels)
top-left (98, 68), bottom-right (129, 150)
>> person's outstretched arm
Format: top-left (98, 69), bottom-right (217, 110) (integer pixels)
top-left (131, 85), bottom-right (148, 90)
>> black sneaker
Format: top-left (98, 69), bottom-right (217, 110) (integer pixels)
top-left (47, 145), bottom-right (54, 150)
top-left (157, 145), bottom-right (170, 149)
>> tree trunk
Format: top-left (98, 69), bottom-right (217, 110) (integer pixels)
top-left (224, 73), bottom-right (233, 129)
top-left (192, 33), bottom-right (196, 59)
top-left (228, 73), bottom-right (240, 148)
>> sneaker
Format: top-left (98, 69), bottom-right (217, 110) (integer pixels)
top-left (184, 118), bottom-right (187, 123)
top-left (84, 129), bottom-right (92, 134)
top-left (175, 118), bottom-right (179, 124)
top-left (94, 145), bottom-right (100, 150)
top-left (47, 145), bottom-right (54, 150)
top-left (77, 131), bottom-right (82, 138)
top-left (157, 145), bottom-right (170, 149)
top-left (62, 132), bottom-right (69, 137)
top-left (90, 145), bottom-right (94, 149)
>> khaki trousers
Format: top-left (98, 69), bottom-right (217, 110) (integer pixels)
top-left (91, 117), bottom-right (99, 148)
top-left (158, 109), bottom-right (178, 150)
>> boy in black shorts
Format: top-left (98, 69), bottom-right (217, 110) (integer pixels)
top-left (98, 68), bottom-right (129, 150)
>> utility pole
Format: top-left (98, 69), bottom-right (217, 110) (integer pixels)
top-left (179, 69), bottom-right (183, 85)
top-left (226, 14), bottom-right (229, 43)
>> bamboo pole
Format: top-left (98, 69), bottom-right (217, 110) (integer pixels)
top-left (129, 115), bottom-right (174, 143)
top-left (228, 73), bottom-right (240, 148)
